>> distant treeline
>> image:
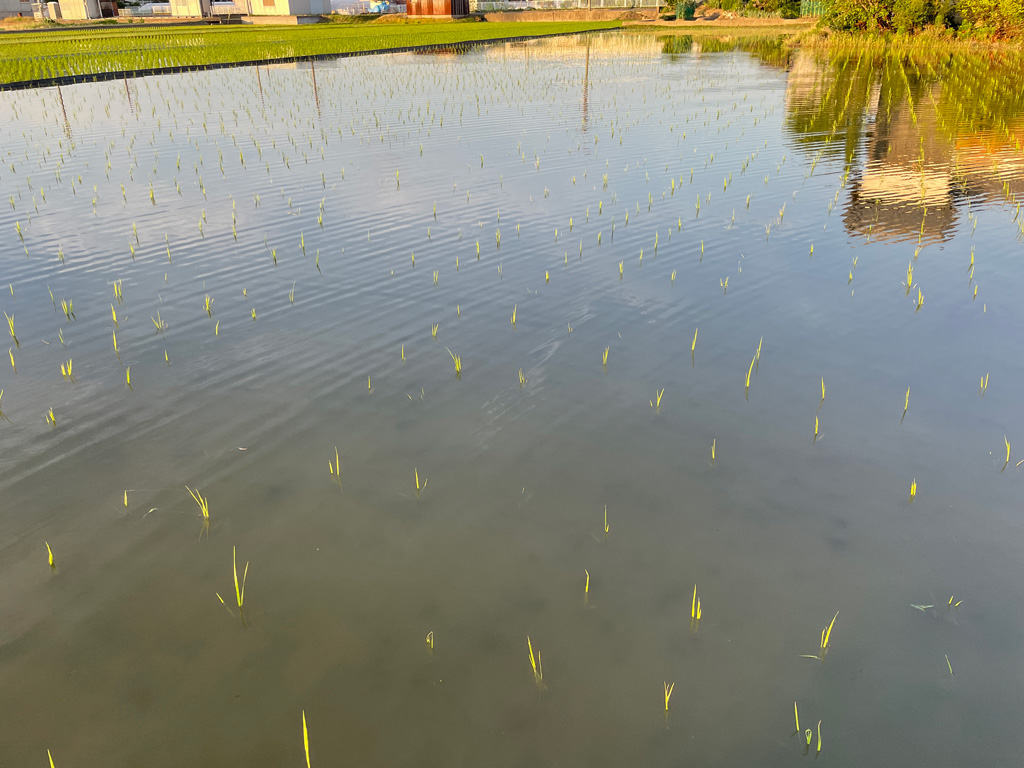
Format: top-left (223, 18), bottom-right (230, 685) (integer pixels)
top-left (696, 0), bottom-right (1021, 36)
top-left (819, 0), bottom-right (1021, 36)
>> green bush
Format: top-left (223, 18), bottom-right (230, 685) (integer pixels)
top-left (934, 0), bottom-right (963, 25)
top-left (780, 0), bottom-right (801, 16)
top-left (678, 0), bottom-right (698, 18)
top-left (822, 0), bottom-right (1021, 32)
top-left (958, 0), bottom-right (1024, 35)
top-left (892, 0), bottom-right (934, 30)
top-left (751, 0), bottom-right (801, 14)
top-left (823, 0), bottom-right (894, 28)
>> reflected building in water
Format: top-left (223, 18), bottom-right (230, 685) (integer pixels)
top-left (785, 48), bottom-right (1024, 244)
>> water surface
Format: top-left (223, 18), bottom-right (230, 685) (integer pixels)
top-left (1, 32), bottom-right (1024, 767)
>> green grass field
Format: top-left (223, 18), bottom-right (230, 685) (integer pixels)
top-left (0, 20), bottom-right (620, 87)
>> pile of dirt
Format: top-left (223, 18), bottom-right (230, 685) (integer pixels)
top-left (617, 10), bottom-right (646, 19)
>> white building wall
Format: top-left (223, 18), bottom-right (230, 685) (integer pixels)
top-left (250, 0), bottom-right (326, 14)
top-left (169, 0), bottom-right (210, 15)
top-left (57, 0), bottom-right (100, 18)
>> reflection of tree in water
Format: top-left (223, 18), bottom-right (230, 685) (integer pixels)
top-left (659, 35), bottom-right (694, 57)
top-left (784, 45), bottom-right (1024, 242)
top-left (657, 34), bottom-right (791, 66)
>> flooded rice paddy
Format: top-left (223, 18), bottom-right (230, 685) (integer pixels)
top-left (2, 31), bottom-right (1024, 767)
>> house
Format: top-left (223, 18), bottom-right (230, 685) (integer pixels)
top-left (407, 0), bottom-right (468, 16)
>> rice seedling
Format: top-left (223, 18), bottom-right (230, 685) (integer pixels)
top-left (650, 388), bottom-right (664, 410)
top-left (126, 366), bottom-right (132, 390)
top-left (603, 505), bottom-right (610, 537)
top-left (48, 749), bottom-right (56, 768)
top-left (9, 348), bottom-right (15, 374)
top-left (232, 545), bottom-right (248, 608)
top-left (4, 312), bottom-right (18, 348)
top-left (527, 636), bottom-right (544, 689)
top-left (794, 701), bottom-right (799, 733)
top-left (431, 324), bottom-right (439, 339)
top-left (445, 347), bottom-right (462, 378)
top-left (584, 569), bottom-right (590, 607)
top-left (518, 368), bottom-right (527, 387)
top-left (0, 389), bottom-right (7, 423)
top-left (60, 359), bottom-right (73, 382)
top-left (329, 447), bottom-right (341, 488)
top-left (945, 654), bottom-right (954, 677)
top-left (711, 439), bottom-right (716, 465)
top-left (817, 720), bottom-right (822, 753)
top-left (186, 486), bottom-right (210, 519)
top-left (980, 373), bottom-right (989, 395)
top-left (663, 681), bottom-right (675, 713)
top-left (801, 611), bottom-right (838, 661)
top-left (910, 479), bottom-right (917, 502)
top-left (46, 541), bottom-right (55, 568)
top-left (805, 730), bottom-right (812, 747)
top-left (511, 304), bottom-right (517, 327)
top-left (690, 584), bottom-right (702, 631)
top-left (602, 346), bottom-right (610, 367)
top-left (1003, 435), bottom-right (1011, 470)
top-left (302, 710), bottom-right (311, 768)
top-left (45, 407), bottom-right (56, 428)
top-left (902, 387), bottom-right (910, 423)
